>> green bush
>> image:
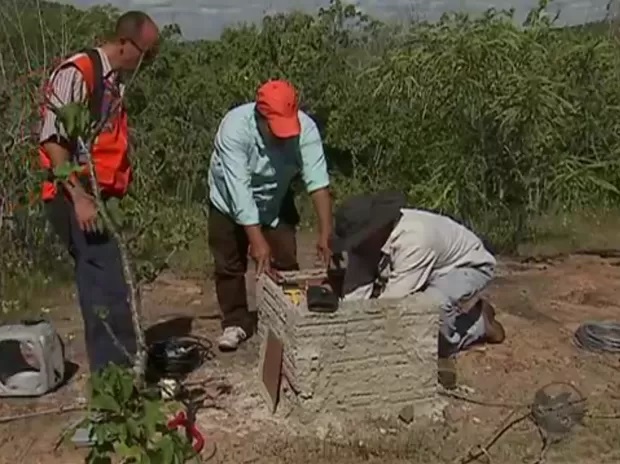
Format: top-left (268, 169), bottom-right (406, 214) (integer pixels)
top-left (2, 0), bottom-right (620, 302)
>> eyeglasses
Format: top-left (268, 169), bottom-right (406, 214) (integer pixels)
top-left (126, 37), bottom-right (156, 65)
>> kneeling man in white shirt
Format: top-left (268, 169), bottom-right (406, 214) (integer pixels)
top-left (328, 191), bottom-right (505, 358)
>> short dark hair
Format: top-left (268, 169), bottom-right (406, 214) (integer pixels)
top-left (114, 11), bottom-right (153, 41)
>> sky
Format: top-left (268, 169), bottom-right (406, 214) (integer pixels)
top-left (58, 0), bottom-right (612, 40)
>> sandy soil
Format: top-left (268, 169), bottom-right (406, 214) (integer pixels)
top-left (1, 240), bottom-right (620, 463)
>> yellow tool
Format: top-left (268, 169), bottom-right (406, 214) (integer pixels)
top-left (283, 288), bottom-right (303, 306)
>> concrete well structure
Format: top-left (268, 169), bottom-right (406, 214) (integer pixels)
top-left (256, 270), bottom-right (445, 421)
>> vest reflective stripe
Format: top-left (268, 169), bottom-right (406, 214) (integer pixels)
top-left (38, 52), bottom-right (131, 201)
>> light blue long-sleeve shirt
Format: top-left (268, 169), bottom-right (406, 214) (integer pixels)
top-left (208, 103), bottom-right (330, 227)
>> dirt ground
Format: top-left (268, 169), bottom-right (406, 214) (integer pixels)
top-left (1, 235), bottom-right (620, 463)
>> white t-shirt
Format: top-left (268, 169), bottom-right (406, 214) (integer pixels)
top-left (343, 209), bottom-right (495, 300)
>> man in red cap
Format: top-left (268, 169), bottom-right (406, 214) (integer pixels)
top-left (208, 79), bottom-right (332, 351)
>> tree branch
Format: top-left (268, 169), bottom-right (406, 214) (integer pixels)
top-left (43, 59), bottom-right (150, 386)
top-left (77, 130), bottom-right (147, 385)
top-left (0, 403), bottom-right (86, 424)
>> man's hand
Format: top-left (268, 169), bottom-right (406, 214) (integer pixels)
top-left (245, 225), bottom-right (272, 275)
top-left (316, 233), bottom-right (331, 266)
top-left (73, 194), bottom-right (98, 232)
top-left (310, 188), bottom-right (333, 267)
top-left (42, 140), bottom-right (100, 233)
top-left (249, 238), bottom-right (271, 275)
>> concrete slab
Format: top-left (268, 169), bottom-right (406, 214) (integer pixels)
top-left (256, 270), bottom-right (445, 423)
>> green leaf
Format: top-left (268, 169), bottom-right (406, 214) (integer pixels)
top-left (115, 442), bottom-right (144, 460)
top-left (91, 392), bottom-right (121, 412)
top-left (52, 162), bottom-right (82, 183)
top-left (86, 439), bottom-right (115, 462)
top-left (53, 102), bottom-right (92, 139)
top-left (138, 453), bottom-right (152, 464)
top-left (152, 435), bottom-right (176, 463)
top-left (586, 175), bottom-right (620, 195)
top-left (106, 198), bottom-right (127, 229)
top-left (125, 416), bottom-right (142, 439)
top-left (117, 370), bottom-right (135, 404)
top-left (143, 399), bottom-right (165, 436)
top-left (92, 421), bottom-right (120, 444)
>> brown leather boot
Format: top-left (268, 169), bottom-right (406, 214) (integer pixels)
top-left (480, 299), bottom-right (505, 344)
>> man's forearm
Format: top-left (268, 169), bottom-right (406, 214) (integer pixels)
top-left (311, 187), bottom-right (332, 237)
top-left (243, 224), bottom-right (266, 246)
top-left (230, 198), bottom-right (263, 246)
top-left (42, 141), bottom-right (87, 199)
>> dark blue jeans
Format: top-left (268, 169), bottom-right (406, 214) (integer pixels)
top-left (45, 193), bottom-right (136, 372)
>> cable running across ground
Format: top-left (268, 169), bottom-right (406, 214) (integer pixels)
top-left (573, 321), bottom-right (620, 353)
top-left (446, 382), bottom-right (620, 464)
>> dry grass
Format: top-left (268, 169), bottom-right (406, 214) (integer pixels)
top-left (518, 208), bottom-right (620, 257)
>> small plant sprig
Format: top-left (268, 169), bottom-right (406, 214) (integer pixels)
top-left (82, 364), bottom-right (195, 464)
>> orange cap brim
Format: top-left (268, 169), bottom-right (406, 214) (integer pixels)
top-left (267, 114), bottom-right (301, 138)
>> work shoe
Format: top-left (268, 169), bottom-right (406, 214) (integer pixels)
top-left (218, 326), bottom-right (247, 352)
top-left (480, 300), bottom-right (506, 344)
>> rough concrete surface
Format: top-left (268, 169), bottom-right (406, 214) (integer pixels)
top-left (256, 272), bottom-right (445, 423)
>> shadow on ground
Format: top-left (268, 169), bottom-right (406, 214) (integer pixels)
top-left (145, 316), bottom-right (194, 344)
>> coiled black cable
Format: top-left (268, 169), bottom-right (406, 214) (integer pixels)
top-left (573, 321), bottom-right (620, 353)
top-left (146, 335), bottom-right (214, 381)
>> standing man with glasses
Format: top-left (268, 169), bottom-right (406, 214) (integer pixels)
top-left (37, 11), bottom-right (159, 373)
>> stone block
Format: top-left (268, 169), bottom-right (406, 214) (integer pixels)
top-left (256, 270), bottom-right (444, 421)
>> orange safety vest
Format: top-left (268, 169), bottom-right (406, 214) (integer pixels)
top-left (38, 50), bottom-right (132, 201)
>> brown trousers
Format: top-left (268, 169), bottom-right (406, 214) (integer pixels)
top-left (207, 194), bottom-right (300, 335)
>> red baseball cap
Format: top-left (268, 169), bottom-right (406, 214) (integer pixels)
top-left (255, 80), bottom-right (301, 138)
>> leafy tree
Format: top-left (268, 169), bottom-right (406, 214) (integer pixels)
top-left (3, 0), bottom-right (620, 297)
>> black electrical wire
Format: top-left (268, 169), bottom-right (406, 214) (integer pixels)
top-left (573, 321), bottom-right (620, 353)
top-left (146, 335), bottom-right (214, 381)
